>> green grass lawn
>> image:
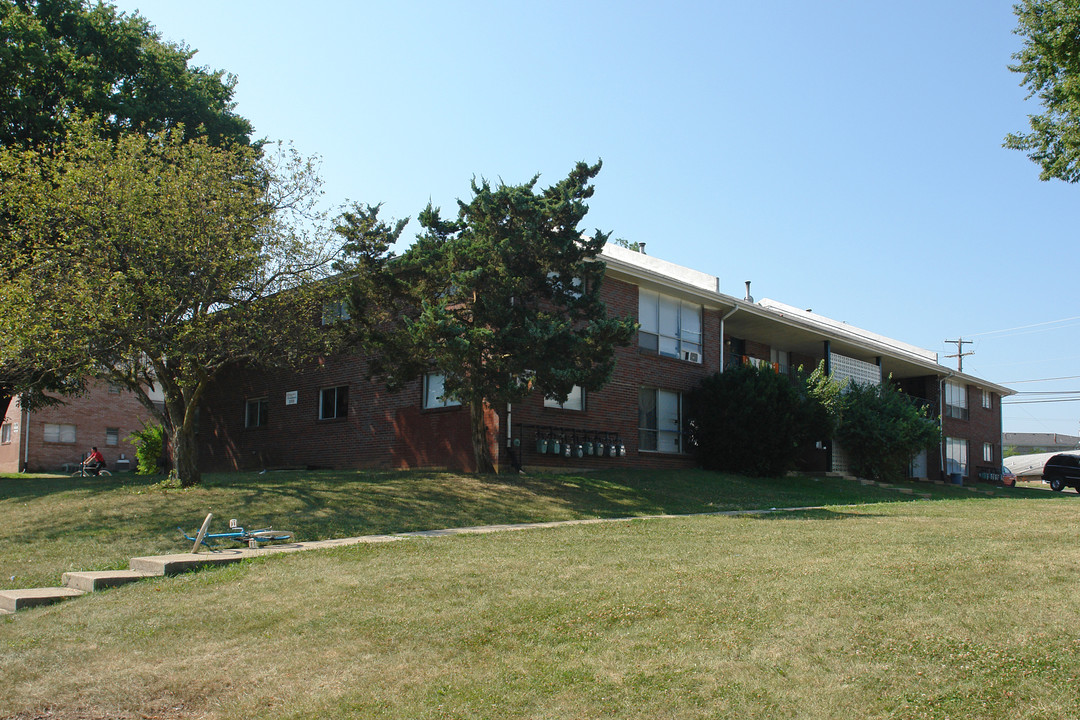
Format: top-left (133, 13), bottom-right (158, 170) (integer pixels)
top-left (0, 468), bottom-right (1055, 592)
top-left (3, 489), bottom-right (1080, 719)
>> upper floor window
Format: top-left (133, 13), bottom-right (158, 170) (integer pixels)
top-left (944, 382), bottom-right (968, 420)
top-left (322, 299), bottom-right (351, 325)
top-left (245, 398), bottom-right (269, 428)
top-left (544, 385), bottom-right (584, 411)
top-left (424, 373), bottom-right (461, 409)
top-left (982, 389), bottom-right (992, 410)
top-left (638, 289), bottom-right (702, 363)
top-left (320, 386), bottom-right (349, 420)
top-left (44, 423), bottom-right (76, 444)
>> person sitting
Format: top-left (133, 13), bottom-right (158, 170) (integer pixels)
top-left (82, 447), bottom-right (106, 476)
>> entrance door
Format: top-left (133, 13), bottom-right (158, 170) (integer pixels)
top-left (910, 449), bottom-right (928, 479)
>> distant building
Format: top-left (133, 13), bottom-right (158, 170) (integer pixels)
top-left (1003, 433), bottom-right (1079, 456)
top-left (0, 381), bottom-right (161, 473)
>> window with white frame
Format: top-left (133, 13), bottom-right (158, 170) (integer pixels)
top-left (946, 437), bottom-right (968, 476)
top-left (424, 373), bottom-right (461, 409)
top-left (319, 386), bottom-right (349, 420)
top-left (245, 398), bottom-right (268, 428)
top-left (638, 289), bottom-right (703, 363)
top-left (106, 428), bottom-right (119, 446)
top-left (982, 389), bottom-right (992, 410)
top-left (639, 388), bottom-right (685, 454)
top-left (944, 382), bottom-right (968, 420)
top-left (983, 442), bottom-right (993, 463)
top-left (544, 385), bottom-right (584, 411)
top-left (44, 423), bottom-right (76, 443)
top-left (1, 423), bottom-right (10, 444)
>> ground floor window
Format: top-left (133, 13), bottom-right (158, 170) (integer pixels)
top-left (983, 442), bottom-right (993, 463)
top-left (319, 386), bottom-right (349, 420)
top-left (44, 423), bottom-right (76, 444)
top-left (245, 398), bottom-right (269, 428)
top-left (639, 388), bottom-right (685, 453)
top-left (946, 437), bottom-right (968, 476)
top-left (1, 423), bottom-right (10, 444)
top-left (106, 427), bottom-right (119, 446)
top-left (424, 373), bottom-right (461, 409)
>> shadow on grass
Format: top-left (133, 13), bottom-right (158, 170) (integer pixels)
top-left (0, 472), bottom-right (164, 501)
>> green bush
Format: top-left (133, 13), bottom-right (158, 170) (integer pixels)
top-left (688, 364), bottom-right (819, 477)
top-left (127, 423), bottom-right (165, 475)
top-left (835, 380), bottom-right (940, 482)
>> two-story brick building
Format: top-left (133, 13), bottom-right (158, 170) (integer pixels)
top-left (196, 244), bottom-right (1012, 481)
top-left (0, 381), bottom-right (159, 473)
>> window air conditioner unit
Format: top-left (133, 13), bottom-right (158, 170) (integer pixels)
top-left (683, 350), bottom-right (700, 363)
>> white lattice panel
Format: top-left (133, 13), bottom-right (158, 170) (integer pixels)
top-left (830, 353), bottom-right (881, 387)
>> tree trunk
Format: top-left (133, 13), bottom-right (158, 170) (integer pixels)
top-left (171, 423), bottom-right (202, 487)
top-left (469, 398), bottom-right (496, 474)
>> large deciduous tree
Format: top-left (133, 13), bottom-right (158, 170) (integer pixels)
top-left (0, 0), bottom-right (255, 422)
top-left (344, 161), bottom-right (636, 474)
top-left (0, 125), bottom-right (340, 485)
top-left (0, 0), bottom-right (252, 149)
top-left (1005, 0), bottom-right (1080, 182)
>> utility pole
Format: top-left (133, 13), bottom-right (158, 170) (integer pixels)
top-left (944, 338), bottom-right (974, 372)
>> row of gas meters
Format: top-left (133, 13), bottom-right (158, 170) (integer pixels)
top-left (525, 434), bottom-right (627, 459)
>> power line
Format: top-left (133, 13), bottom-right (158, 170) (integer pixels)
top-left (1003, 374), bottom-right (1080, 384)
top-left (1004, 397), bottom-right (1080, 405)
top-left (967, 315), bottom-right (1080, 338)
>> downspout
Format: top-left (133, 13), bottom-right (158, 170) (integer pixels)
top-left (938, 371), bottom-right (955, 480)
top-left (21, 401), bottom-right (29, 473)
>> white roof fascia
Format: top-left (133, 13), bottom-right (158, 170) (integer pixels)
top-left (757, 299), bottom-right (938, 364)
top-left (600, 244), bottom-right (722, 300)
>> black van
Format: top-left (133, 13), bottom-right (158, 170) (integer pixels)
top-left (1042, 454), bottom-right (1080, 492)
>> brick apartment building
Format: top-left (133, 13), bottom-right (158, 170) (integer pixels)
top-left (195, 244), bottom-right (1012, 482)
top-left (0, 380), bottom-right (159, 473)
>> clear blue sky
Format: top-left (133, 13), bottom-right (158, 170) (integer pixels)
top-left (111, 0), bottom-right (1079, 437)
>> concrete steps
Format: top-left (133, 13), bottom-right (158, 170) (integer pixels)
top-left (62, 569), bottom-right (160, 592)
top-left (0, 587), bottom-right (84, 613)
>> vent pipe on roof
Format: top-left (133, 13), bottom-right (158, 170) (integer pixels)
top-left (744, 281), bottom-right (754, 303)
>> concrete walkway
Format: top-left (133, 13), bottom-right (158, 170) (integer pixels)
top-left (3, 475), bottom-right (992, 615)
top-left (0, 506), bottom-right (833, 615)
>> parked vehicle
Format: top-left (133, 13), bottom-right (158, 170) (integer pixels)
top-left (1042, 454), bottom-right (1080, 492)
top-left (1001, 466), bottom-right (1017, 487)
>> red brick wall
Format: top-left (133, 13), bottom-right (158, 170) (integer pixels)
top-left (198, 355), bottom-right (492, 473)
top-left (0, 382), bottom-right (154, 473)
top-left (941, 383), bottom-right (1002, 482)
top-left (504, 276), bottom-right (720, 471)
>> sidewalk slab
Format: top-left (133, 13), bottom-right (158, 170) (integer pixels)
top-left (0, 587), bottom-right (84, 612)
top-left (129, 550), bottom-right (247, 576)
top-left (63, 570), bottom-right (159, 592)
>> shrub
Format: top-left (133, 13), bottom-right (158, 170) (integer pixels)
top-left (688, 364), bottom-right (819, 477)
top-left (127, 423), bottom-right (165, 475)
top-left (835, 380), bottom-right (940, 482)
